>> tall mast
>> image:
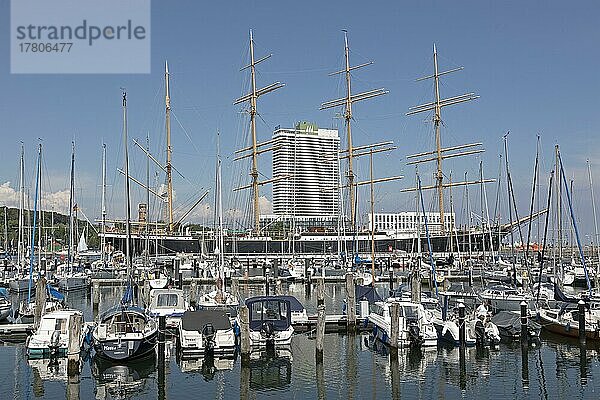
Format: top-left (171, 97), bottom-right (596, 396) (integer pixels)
top-left (504, 134), bottom-right (516, 286)
top-left (37, 142), bottom-right (42, 263)
top-left (432, 45), bottom-right (445, 231)
top-left (555, 145), bottom-right (562, 279)
top-left (233, 30), bottom-right (284, 235)
top-left (216, 131), bottom-right (224, 282)
top-left (369, 148), bottom-right (375, 282)
top-left (321, 31), bottom-right (388, 229)
top-left (68, 142), bottom-right (75, 272)
top-left (405, 45), bottom-right (482, 234)
top-left (145, 133), bottom-right (150, 260)
top-left (165, 61), bottom-right (174, 232)
top-left (249, 31), bottom-right (259, 234)
top-left (18, 144), bottom-right (24, 268)
top-left (101, 143), bottom-right (107, 264)
top-left (344, 32), bottom-right (356, 229)
top-left (28, 144), bottom-right (41, 303)
top-left (586, 159), bottom-right (600, 288)
top-left (123, 91), bottom-right (132, 274)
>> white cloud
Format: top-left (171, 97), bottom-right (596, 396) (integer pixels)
top-left (259, 196), bottom-right (272, 214)
top-left (0, 181), bottom-right (72, 215)
top-left (0, 182), bottom-right (19, 208)
top-left (42, 189), bottom-right (71, 214)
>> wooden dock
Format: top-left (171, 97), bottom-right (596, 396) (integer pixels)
top-left (0, 323), bottom-right (34, 342)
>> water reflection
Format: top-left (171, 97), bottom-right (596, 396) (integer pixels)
top-left (177, 353), bottom-right (235, 380)
top-left (245, 347), bottom-right (292, 391)
top-left (92, 354), bottom-right (155, 399)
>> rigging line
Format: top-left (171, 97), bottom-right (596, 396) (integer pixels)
top-left (170, 111), bottom-right (201, 155)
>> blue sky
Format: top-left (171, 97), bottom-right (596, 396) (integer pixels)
top-left (1, 0), bottom-right (599, 241)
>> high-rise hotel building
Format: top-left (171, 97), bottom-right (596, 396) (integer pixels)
top-left (271, 122), bottom-right (340, 219)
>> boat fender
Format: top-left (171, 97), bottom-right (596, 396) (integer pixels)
top-left (363, 318), bottom-right (369, 329)
top-left (372, 325), bottom-right (378, 337)
top-left (565, 322), bottom-right (570, 332)
top-left (382, 332), bottom-right (388, 344)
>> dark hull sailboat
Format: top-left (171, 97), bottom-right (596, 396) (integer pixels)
top-left (93, 305), bottom-right (158, 360)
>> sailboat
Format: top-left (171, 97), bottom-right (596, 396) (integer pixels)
top-left (93, 91), bottom-right (158, 361)
top-left (9, 144), bottom-right (33, 293)
top-left (198, 132), bottom-right (239, 310)
top-left (18, 143), bottom-right (64, 321)
top-left (56, 143), bottom-right (91, 291)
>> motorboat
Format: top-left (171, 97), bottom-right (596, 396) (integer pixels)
top-left (93, 303), bottom-right (158, 360)
top-left (243, 296), bottom-right (294, 348)
top-left (490, 310), bottom-right (541, 341)
top-left (433, 305), bottom-right (500, 346)
top-left (26, 309), bottom-right (84, 358)
top-left (178, 309), bottom-right (236, 358)
top-left (148, 288), bottom-right (187, 329)
top-left (56, 270), bottom-right (91, 291)
top-left (265, 295), bottom-right (308, 325)
top-left (478, 284), bottom-right (535, 312)
top-left (368, 298), bottom-right (438, 348)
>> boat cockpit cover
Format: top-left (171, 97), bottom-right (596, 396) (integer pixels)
top-left (181, 310), bottom-right (231, 331)
top-left (245, 297), bottom-right (292, 331)
top-left (267, 295), bottom-right (305, 312)
top-left (356, 285), bottom-right (383, 304)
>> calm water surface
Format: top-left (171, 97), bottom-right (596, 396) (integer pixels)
top-left (1, 282), bottom-right (599, 399)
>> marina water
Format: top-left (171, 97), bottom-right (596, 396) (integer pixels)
top-left (1, 283), bottom-right (599, 399)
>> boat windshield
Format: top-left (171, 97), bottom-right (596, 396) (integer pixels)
top-left (40, 317), bottom-right (68, 334)
top-left (157, 293), bottom-right (180, 307)
top-left (251, 300), bottom-right (288, 322)
top-left (401, 305), bottom-right (419, 320)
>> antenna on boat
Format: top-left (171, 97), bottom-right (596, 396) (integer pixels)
top-left (321, 30), bottom-right (388, 230)
top-left (404, 44), bottom-right (485, 234)
top-left (233, 30), bottom-right (285, 235)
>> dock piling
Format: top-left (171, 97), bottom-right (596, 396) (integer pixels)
top-left (520, 301), bottom-right (528, 344)
top-left (389, 302), bottom-right (400, 351)
top-left (240, 305), bottom-right (251, 366)
top-left (578, 300), bottom-right (586, 344)
top-left (458, 301), bottom-right (466, 348)
top-left (316, 277), bottom-right (325, 363)
top-left (67, 312), bottom-right (82, 377)
top-left (34, 276), bottom-right (47, 329)
top-left (345, 273), bottom-right (356, 331)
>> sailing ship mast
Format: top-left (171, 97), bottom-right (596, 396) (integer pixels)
top-left (321, 30), bottom-right (388, 230)
top-left (404, 45), bottom-right (486, 234)
top-left (233, 30), bottom-right (285, 235)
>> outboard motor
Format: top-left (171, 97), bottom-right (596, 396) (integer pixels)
top-left (260, 321), bottom-right (275, 347)
top-left (49, 330), bottom-right (61, 358)
top-left (407, 322), bottom-right (423, 347)
top-left (202, 323), bottom-right (216, 352)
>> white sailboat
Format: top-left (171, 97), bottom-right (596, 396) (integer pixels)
top-left (198, 132), bottom-right (239, 310)
top-left (56, 143), bottom-right (91, 291)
